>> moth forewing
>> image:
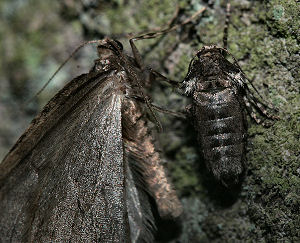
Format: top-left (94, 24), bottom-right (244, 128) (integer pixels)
top-left (0, 71), bottom-right (107, 181)
top-left (0, 69), bottom-right (130, 242)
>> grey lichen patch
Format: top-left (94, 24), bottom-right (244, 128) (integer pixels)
top-left (265, 0), bottom-right (300, 41)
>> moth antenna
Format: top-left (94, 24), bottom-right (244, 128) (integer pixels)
top-left (26, 40), bottom-right (102, 105)
top-left (223, 0), bottom-right (231, 49)
top-left (130, 7), bottom-right (206, 41)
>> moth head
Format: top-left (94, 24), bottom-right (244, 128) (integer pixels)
top-left (97, 39), bottom-right (123, 60)
top-left (194, 45), bottom-right (241, 76)
top-left (93, 39), bottom-right (124, 72)
top-left (196, 45), bottom-right (224, 59)
top-left (183, 45), bottom-right (224, 83)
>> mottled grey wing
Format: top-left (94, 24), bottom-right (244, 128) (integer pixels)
top-left (0, 71), bottom-right (130, 242)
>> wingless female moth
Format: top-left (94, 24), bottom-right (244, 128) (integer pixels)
top-left (180, 2), bottom-right (279, 186)
top-left (0, 8), bottom-right (206, 243)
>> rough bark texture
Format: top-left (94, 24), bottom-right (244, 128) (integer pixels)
top-left (0, 0), bottom-right (299, 242)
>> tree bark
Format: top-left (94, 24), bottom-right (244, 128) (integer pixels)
top-left (0, 0), bottom-right (299, 242)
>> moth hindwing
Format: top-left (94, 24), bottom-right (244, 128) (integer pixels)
top-left (0, 39), bottom-right (182, 242)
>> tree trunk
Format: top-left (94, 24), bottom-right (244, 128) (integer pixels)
top-left (0, 0), bottom-right (299, 242)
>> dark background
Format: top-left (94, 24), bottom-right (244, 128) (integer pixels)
top-left (0, 0), bottom-right (299, 242)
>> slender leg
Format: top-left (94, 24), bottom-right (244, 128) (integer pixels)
top-left (127, 95), bottom-right (186, 119)
top-left (243, 97), bottom-right (263, 124)
top-left (245, 78), bottom-right (278, 112)
top-left (148, 68), bottom-right (180, 87)
top-left (129, 39), bottom-right (145, 70)
top-left (243, 95), bottom-right (278, 128)
top-left (107, 39), bottom-right (162, 131)
top-left (245, 88), bottom-right (279, 120)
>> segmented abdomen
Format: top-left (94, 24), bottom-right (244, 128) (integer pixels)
top-left (192, 87), bottom-right (247, 185)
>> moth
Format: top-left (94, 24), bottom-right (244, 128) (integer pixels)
top-left (0, 38), bottom-right (183, 242)
top-left (180, 2), bottom-right (278, 186)
top-left (0, 6), bottom-right (207, 240)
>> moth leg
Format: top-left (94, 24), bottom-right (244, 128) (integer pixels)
top-left (126, 35), bottom-right (165, 132)
top-left (148, 68), bottom-right (180, 87)
top-left (242, 74), bottom-right (278, 112)
top-left (165, 5), bottom-right (181, 29)
top-left (243, 96), bottom-right (263, 124)
top-left (244, 96), bottom-right (278, 128)
top-left (152, 104), bottom-right (186, 118)
top-left (127, 95), bottom-right (186, 119)
top-left (127, 7), bottom-right (205, 131)
top-left (108, 40), bottom-right (162, 132)
top-left (185, 104), bottom-right (193, 116)
top-left (128, 38), bottom-right (145, 71)
top-left (248, 82), bottom-right (278, 113)
top-left (147, 69), bottom-right (187, 102)
top-left (245, 89), bottom-right (279, 120)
